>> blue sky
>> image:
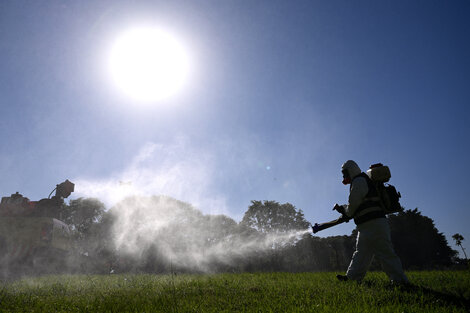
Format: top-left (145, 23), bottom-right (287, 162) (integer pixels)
top-left (1, 1), bottom-right (469, 256)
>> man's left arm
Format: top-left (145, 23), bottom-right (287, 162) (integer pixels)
top-left (344, 177), bottom-right (368, 217)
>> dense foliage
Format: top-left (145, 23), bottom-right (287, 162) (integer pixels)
top-left (389, 209), bottom-right (457, 269)
top-left (60, 197), bottom-right (458, 274)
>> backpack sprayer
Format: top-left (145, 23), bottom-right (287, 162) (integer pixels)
top-left (310, 163), bottom-right (402, 234)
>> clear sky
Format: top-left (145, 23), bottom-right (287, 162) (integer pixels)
top-left (1, 1), bottom-right (469, 256)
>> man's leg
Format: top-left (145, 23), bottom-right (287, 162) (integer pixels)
top-left (346, 229), bottom-right (374, 281)
top-left (371, 219), bottom-right (409, 284)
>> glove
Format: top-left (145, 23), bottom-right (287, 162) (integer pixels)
top-left (334, 204), bottom-right (351, 222)
top-left (333, 203), bottom-right (346, 215)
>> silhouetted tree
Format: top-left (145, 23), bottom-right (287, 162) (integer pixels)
top-left (388, 208), bottom-right (457, 269)
top-left (241, 200), bottom-right (310, 234)
top-left (322, 235), bottom-right (355, 271)
top-left (203, 214), bottom-right (239, 246)
top-left (62, 197), bottom-right (106, 238)
top-left (452, 233), bottom-right (467, 260)
top-left (240, 201), bottom-right (311, 271)
top-left (61, 198), bottom-right (111, 273)
top-left (59, 194), bottom-right (462, 273)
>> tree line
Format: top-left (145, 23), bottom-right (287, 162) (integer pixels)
top-left (61, 196), bottom-right (461, 274)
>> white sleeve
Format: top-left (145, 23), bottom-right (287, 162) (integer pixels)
top-left (345, 177), bottom-right (369, 217)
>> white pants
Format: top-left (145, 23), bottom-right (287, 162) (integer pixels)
top-left (346, 217), bottom-right (409, 283)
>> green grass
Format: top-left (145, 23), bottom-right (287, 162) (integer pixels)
top-left (0, 271), bottom-right (469, 312)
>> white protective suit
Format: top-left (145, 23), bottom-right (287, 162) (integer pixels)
top-left (341, 160), bottom-right (408, 283)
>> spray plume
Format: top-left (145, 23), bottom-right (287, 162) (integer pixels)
top-left (70, 140), bottom-right (310, 273)
top-left (110, 195), bottom-right (310, 272)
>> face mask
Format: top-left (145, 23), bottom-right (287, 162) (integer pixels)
top-left (342, 169), bottom-right (351, 185)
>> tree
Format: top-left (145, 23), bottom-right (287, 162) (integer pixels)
top-left (61, 198), bottom-right (109, 273)
top-left (62, 197), bottom-right (106, 238)
top-left (240, 200), bottom-right (312, 271)
top-left (109, 195), bottom-right (250, 273)
top-left (388, 208), bottom-right (457, 269)
top-left (241, 200), bottom-right (310, 234)
top-left (452, 233), bottom-right (468, 260)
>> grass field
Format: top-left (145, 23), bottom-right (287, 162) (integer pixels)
top-left (1, 271), bottom-right (469, 312)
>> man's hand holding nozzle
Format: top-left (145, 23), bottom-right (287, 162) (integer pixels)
top-left (333, 204), bottom-right (350, 222)
top-left (333, 203), bottom-right (345, 215)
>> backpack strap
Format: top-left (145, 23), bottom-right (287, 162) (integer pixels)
top-left (351, 173), bottom-right (384, 225)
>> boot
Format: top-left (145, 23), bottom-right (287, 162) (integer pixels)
top-left (336, 274), bottom-right (348, 282)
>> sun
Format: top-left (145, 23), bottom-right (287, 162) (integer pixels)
top-left (108, 27), bottom-right (190, 102)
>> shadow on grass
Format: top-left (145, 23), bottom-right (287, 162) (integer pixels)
top-left (361, 280), bottom-right (470, 311)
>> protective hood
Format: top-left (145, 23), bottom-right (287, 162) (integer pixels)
top-left (341, 160), bottom-right (361, 185)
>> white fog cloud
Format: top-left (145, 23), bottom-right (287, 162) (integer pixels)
top-left (72, 138), bottom-right (230, 215)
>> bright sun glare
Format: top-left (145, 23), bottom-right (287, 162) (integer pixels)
top-left (108, 27), bottom-right (190, 102)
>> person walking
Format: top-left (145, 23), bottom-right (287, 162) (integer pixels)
top-left (335, 160), bottom-right (409, 284)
